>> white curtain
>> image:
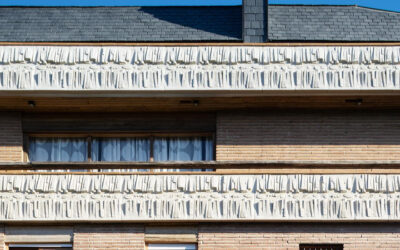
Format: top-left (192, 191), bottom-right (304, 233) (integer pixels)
top-left (29, 138), bottom-right (87, 172)
top-left (92, 137), bottom-right (150, 172)
top-left (29, 137), bottom-right (213, 172)
top-left (29, 138), bottom-right (87, 162)
top-left (153, 137), bottom-right (213, 172)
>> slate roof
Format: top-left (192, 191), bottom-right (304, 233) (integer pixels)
top-left (0, 6), bottom-right (242, 42)
top-left (0, 5), bottom-right (399, 42)
top-left (268, 5), bottom-right (400, 41)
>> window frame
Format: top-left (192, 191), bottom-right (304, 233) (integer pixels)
top-left (24, 132), bottom-right (216, 166)
top-left (146, 243), bottom-right (197, 250)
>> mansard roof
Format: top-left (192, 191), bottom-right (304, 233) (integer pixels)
top-left (0, 6), bottom-right (242, 42)
top-left (0, 5), bottom-right (399, 42)
top-left (268, 5), bottom-right (400, 42)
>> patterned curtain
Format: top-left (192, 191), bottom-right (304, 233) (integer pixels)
top-left (29, 137), bottom-right (87, 162)
top-left (29, 136), bottom-right (213, 172)
top-left (92, 137), bottom-right (150, 172)
top-left (153, 137), bottom-right (213, 172)
top-left (29, 137), bottom-right (88, 172)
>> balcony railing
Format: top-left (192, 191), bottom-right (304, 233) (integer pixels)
top-left (0, 161), bottom-right (399, 222)
top-left (0, 161), bottom-right (400, 223)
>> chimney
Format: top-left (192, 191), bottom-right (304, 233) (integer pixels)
top-left (242, 0), bottom-right (268, 43)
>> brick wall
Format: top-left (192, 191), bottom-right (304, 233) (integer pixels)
top-left (0, 225), bottom-right (4, 250)
top-left (198, 223), bottom-right (400, 250)
top-left (0, 113), bottom-right (22, 162)
top-left (73, 225), bottom-right (145, 250)
top-left (217, 110), bottom-right (400, 161)
top-left (0, 223), bottom-right (398, 249)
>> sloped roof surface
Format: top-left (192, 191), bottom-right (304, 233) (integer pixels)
top-left (0, 6), bottom-right (242, 42)
top-left (0, 5), bottom-right (399, 42)
top-left (268, 5), bottom-right (400, 41)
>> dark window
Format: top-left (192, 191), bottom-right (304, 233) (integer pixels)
top-left (300, 244), bottom-right (343, 250)
top-left (147, 244), bottom-right (197, 250)
top-left (26, 134), bottom-right (214, 172)
top-left (28, 135), bottom-right (214, 163)
top-left (28, 137), bottom-right (88, 162)
top-left (10, 248), bottom-right (72, 250)
top-left (92, 137), bottom-right (150, 162)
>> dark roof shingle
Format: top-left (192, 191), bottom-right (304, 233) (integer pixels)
top-left (268, 5), bottom-right (400, 41)
top-left (0, 5), bottom-right (399, 42)
top-left (0, 6), bottom-right (242, 42)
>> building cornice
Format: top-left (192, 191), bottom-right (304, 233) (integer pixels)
top-left (0, 45), bottom-right (400, 93)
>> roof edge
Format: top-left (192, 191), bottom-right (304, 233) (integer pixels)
top-left (0, 4), bottom-right (398, 14)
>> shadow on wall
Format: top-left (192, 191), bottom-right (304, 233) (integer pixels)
top-left (198, 223), bottom-right (400, 233)
top-left (0, 112), bottom-right (23, 162)
top-left (217, 110), bottom-right (400, 146)
top-left (138, 6), bottom-right (242, 40)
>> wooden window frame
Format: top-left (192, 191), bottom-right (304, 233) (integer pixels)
top-left (24, 132), bottom-right (215, 169)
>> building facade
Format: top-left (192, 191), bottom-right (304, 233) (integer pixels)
top-left (0, 1), bottom-right (400, 249)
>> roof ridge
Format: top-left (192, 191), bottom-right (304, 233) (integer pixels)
top-left (0, 5), bottom-right (397, 14)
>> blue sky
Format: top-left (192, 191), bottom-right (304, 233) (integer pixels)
top-left (0, 0), bottom-right (399, 12)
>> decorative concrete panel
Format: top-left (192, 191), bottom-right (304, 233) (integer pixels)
top-left (0, 46), bottom-right (400, 91)
top-left (0, 174), bottom-right (400, 221)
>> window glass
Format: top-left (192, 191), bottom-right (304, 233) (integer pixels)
top-left (10, 248), bottom-right (72, 250)
top-left (153, 137), bottom-right (213, 161)
top-left (28, 135), bottom-right (214, 172)
top-left (29, 138), bottom-right (87, 162)
top-left (9, 243), bottom-right (72, 250)
top-left (92, 137), bottom-right (150, 162)
top-left (153, 137), bottom-right (213, 172)
top-left (299, 244), bottom-right (344, 250)
top-left (147, 244), bottom-right (196, 250)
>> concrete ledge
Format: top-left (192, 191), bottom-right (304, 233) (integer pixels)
top-left (0, 174), bottom-right (399, 222)
top-left (1, 46), bottom-right (400, 92)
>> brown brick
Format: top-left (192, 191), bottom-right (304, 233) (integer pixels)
top-left (217, 110), bottom-right (400, 161)
top-left (198, 223), bottom-right (400, 250)
top-left (73, 224), bottom-right (145, 250)
top-left (0, 113), bottom-right (22, 162)
top-left (0, 225), bottom-right (4, 250)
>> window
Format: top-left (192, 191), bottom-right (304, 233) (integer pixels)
top-left (147, 244), bottom-right (197, 250)
top-left (92, 137), bottom-right (150, 162)
top-left (28, 137), bottom-right (88, 162)
top-left (27, 134), bottom-right (214, 172)
top-left (9, 243), bottom-right (72, 250)
top-left (153, 137), bottom-right (213, 162)
top-left (299, 244), bottom-right (344, 250)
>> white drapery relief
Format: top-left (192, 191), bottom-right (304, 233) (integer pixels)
top-left (1, 46), bottom-right (400, 91)
top-left (0, 174), bottom-right (400, 221)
